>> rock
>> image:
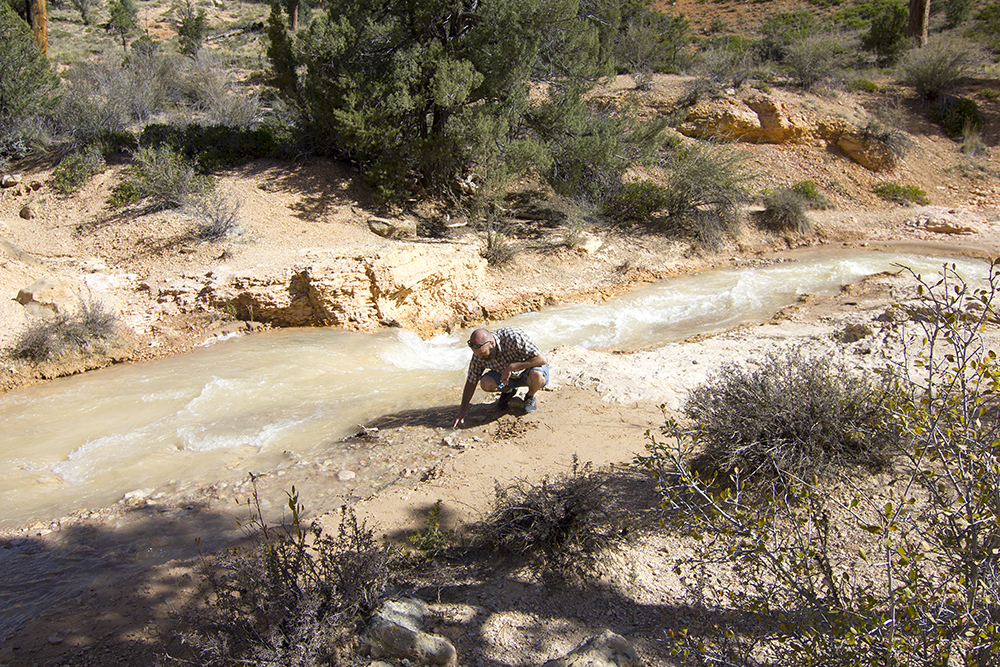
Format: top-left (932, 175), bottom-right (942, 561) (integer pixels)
top-left (337, 470), bottom-right (356, 481)
top-left (541, 630), bottom-right (640, 667)
top-left (15, 277), bottom-right (79, 318)
top-left (366, 598), bottom-right (457, 666)
top-left (202, 245), bottom-right (490, 333)
top-left (835, 132), bottom-right (897, 172)
top-left (368, 216), bottom-right (417, 239)
top-left (19, 204), bottom-right (36, 220)
top-left (907, 206), bottom-right (987, 235)
top-left (678, 93), bottom-right (810, 144)
top-left (122, 488), bottom-right (156, 508)
top-left (1, 173), bottom-right (21, 188)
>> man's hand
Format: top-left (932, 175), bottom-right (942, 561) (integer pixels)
top-left (452, 410), bottom-right (466, 429)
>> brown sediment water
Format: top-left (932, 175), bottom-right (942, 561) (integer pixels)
top-left (0, 250), bottom-right (987, 532)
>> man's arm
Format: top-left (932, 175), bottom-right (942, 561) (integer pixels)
top-left (452, 379), bottom-right (478, 428)
top-left (501, 352), bottom-right (547, 385)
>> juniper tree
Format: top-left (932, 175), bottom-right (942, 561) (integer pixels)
top-left (0, 3), bottom-right (57, 155)
top-left (267, 0), bottom-right (666, 202)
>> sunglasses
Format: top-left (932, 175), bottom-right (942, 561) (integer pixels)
top-left (468, 339), bottom-right (490, 350)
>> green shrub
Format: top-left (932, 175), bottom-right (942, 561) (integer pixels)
top-left (51, 146), bottom-right (106, 195)
top-left (971, 1), bottom-right (1000, 53)
top-left (11, 298), bottom-right (123, 362)
top-left (403, 499), bottom-right (456, 560)
top-left (791, 179), bottom-right (833, 209)
top-left (943, 0), bottom-right (976, 27)
top-left (177, 0), bottom-right (209, 57)
top-left (681, 347), bottom-right (894, 488)
top-left (0, 4), bottom-right (58, 151)
top-left (758, 9), bottom-right (821, 62)
top-left (139, 123), bottom-right (285, 173)
top-left (898, 35), bottom-right (985, 98)
top-left (784, 34), bottom-right (852, 89)
top-left (472, 459), bottom-right (626, 581)
top-left (832, 0), bottom-right (905, 29)
top-left (602, 180), bottom-right (668, 225)
top-left (110, 145), bottom-right (211, 210)
top-left (659, 142), bottom-right (753, 251)
top-left (860, 0), bottom-right (908, 66)
top-left (847, 77), bottom-right (879, 92)
top-left (874, 181), bottom-right (930, 205)
top-left (929, 96), bottom-right (983, 138)
top-left (759, 188), bottom-right (813, 234)
top-left (978, 87), bottom-right (1000, 99)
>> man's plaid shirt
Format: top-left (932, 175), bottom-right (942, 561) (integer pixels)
top-left (466, 326), bottom-right (542, 385)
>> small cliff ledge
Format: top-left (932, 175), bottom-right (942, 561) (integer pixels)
top-left (173, 244), bottom-right (498, 334)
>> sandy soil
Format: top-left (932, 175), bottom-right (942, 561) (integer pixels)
top-left (2, 74), bottom-right (1000, 665)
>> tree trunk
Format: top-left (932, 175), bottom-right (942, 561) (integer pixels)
top-left (26, 0), bottom-right (48, 57)
top-left (290, 0), bottom-right (298, 31)
top-left (907, 0), bottom-right (930, 47)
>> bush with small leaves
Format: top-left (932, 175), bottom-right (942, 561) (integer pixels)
top-left (602, 181), bottom-right (668, 225)
top-left (759, 188), bottom-right (812, 234)
top-left (659, 142), bottom-right (753, 251)
top-left (929, 96), bottom-right (983, 139)
top-left (682, 346), bottom-right (894, 489)
top-left (481, 224), bottom-right (516, 267)
top-left (784, 34), bottom-right (852, 89)
top-left (186, 484), bottom-right (391, 666)
top-left (791, 179), bottom-right (833, 209)
top-left (874, 181), bottom-right (930, 205)
top-left (11, 298), bottom-right (123, 363)
top-left (640, 262), bottom-right (1000, 667)
top-left (898, 35), bottom-right (984, 99)
top-left (51, 146), bottom-right (106, 195)
top-left (185, 189), bottom-right (243, 241)
top-left (472, 459), bottom-right (626, 581)
top-left (110, 145), bottom-right (211, 210)
top-left (694, 37), bottom-right (760, 91)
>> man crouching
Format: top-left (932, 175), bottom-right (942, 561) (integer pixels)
top-left (452, 327), bottom-right (549, 428)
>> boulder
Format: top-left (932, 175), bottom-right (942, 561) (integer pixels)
top-left (1, 174), bottom-right (21, 188)
top-left (20, 204), bottom-right (37, 220)
top-left (368, 216), bottom-right (417, 239)
top-left (15, 277), bottom-right (80, 318)
top-left (365, 598), bottom-right (457, 666)
top-left (834, 132), bottom-right (897, 172)
top-left (678, 94), bottom-right (810, 144)
top-left (542, 630), bottom-right (641, 667)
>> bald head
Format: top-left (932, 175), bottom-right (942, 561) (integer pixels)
top-left (469, 328), bottom-right (491, 347)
